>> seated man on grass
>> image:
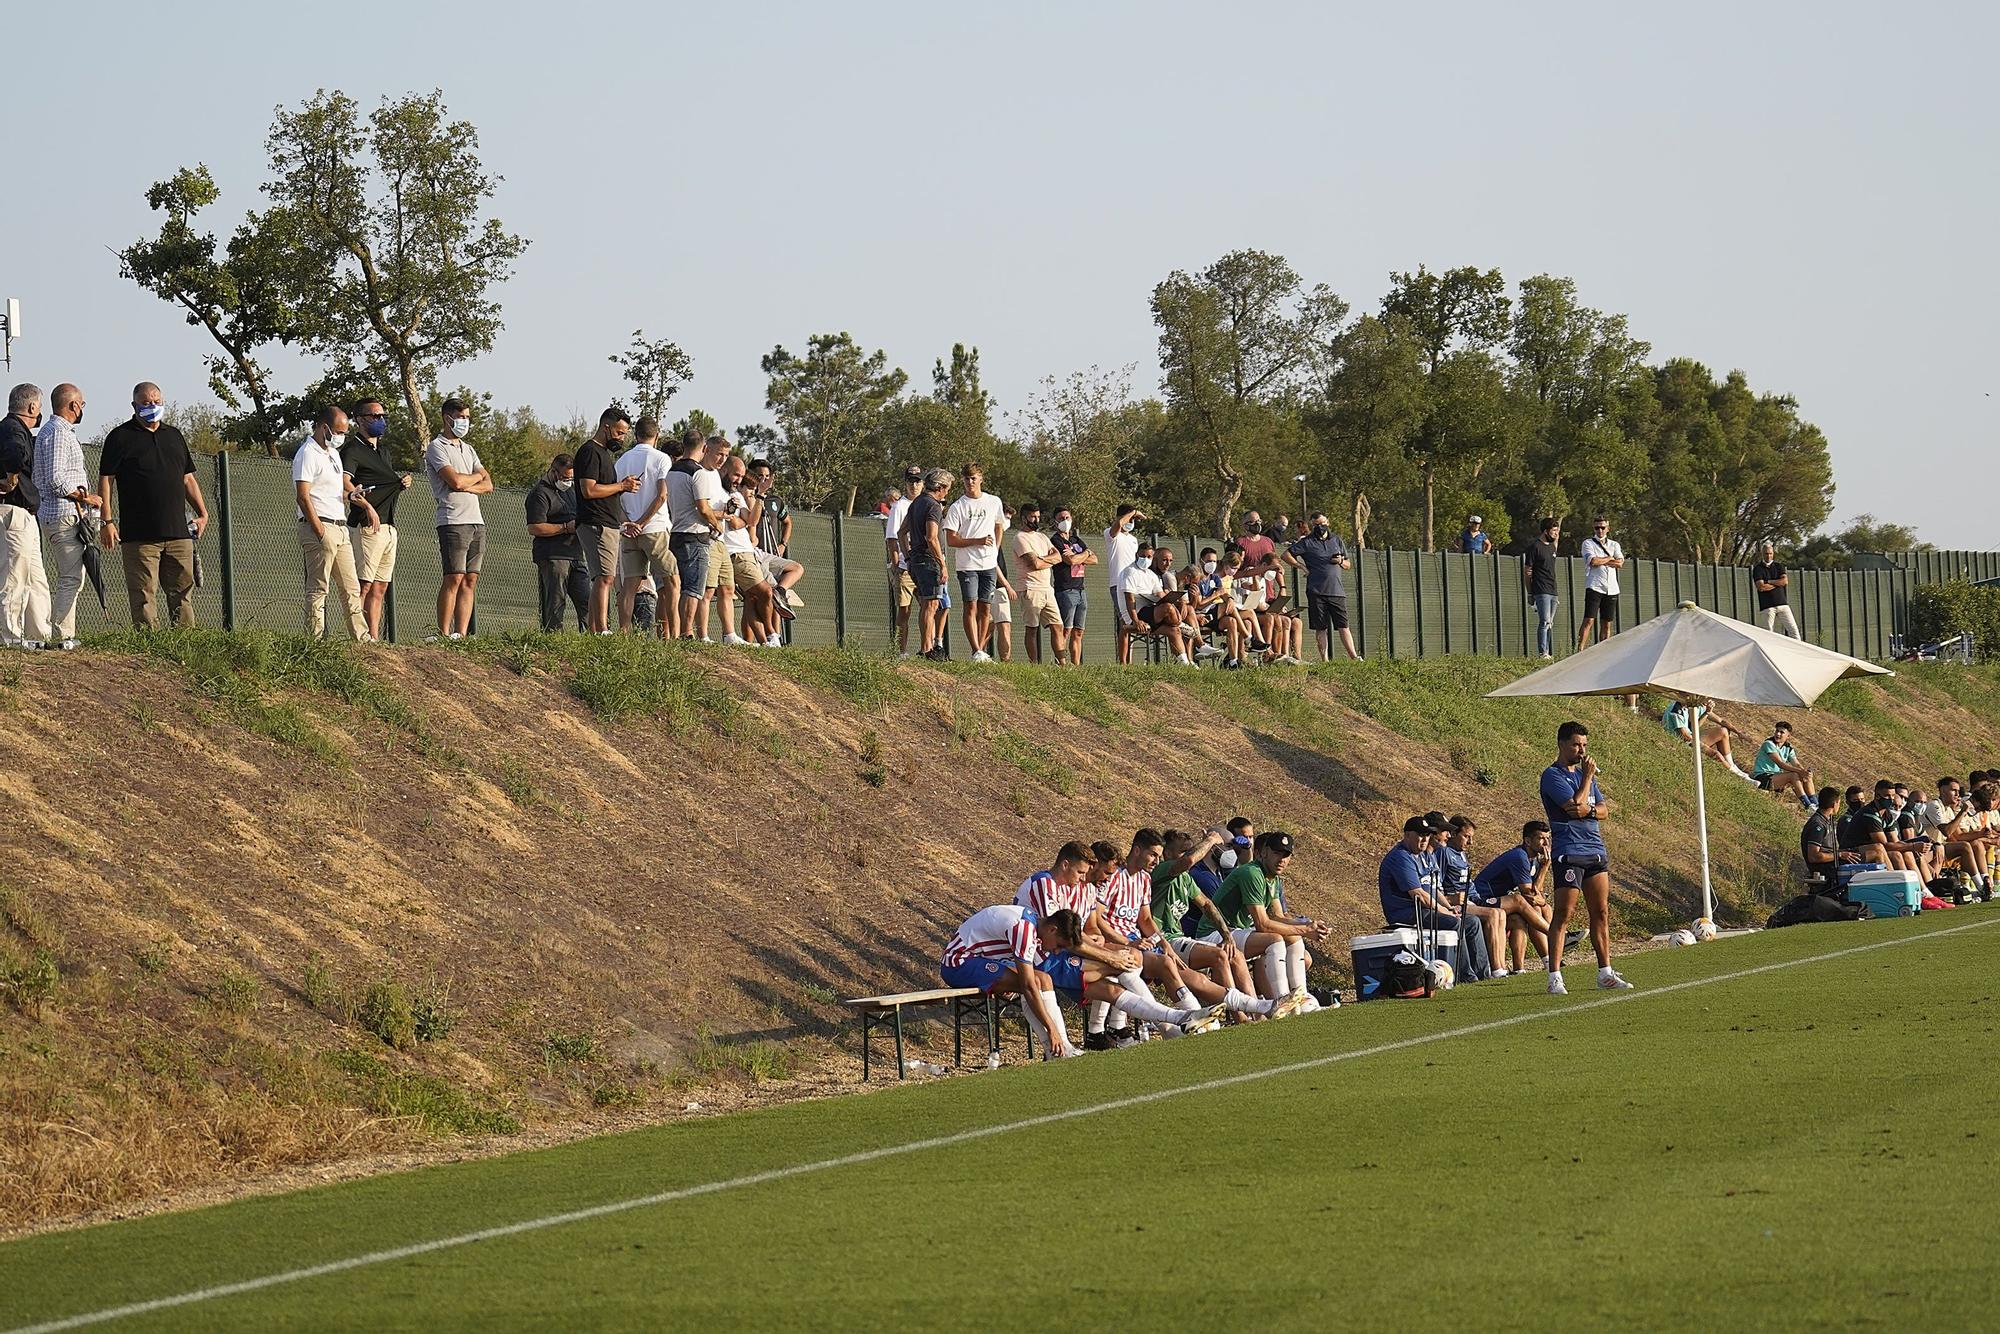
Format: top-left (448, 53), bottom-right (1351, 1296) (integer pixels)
top-left (1470, 820), bottom-right (1555, 975)
top-left (1213, 831), bottom-right (1327, 1014)
top-left (1662, 698), bottom-right (1755, 781)
top-left (1752, 721), bottom-right (1816, 809)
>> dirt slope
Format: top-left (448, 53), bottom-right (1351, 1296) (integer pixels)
top-left (2, 635), bottom-right (1995, 1233)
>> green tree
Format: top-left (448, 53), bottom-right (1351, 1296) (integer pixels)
top-left (761, 333), bottom-right (909, 512)
top-left (1014, 366), bottom-right (1148, 531)
top-left (1152, 249), bottom-right (1347, 536)
top-left (671, 408), bottom-right (720, 442)
top-left (263, 89), bottom-right (529, 445)
top-left (608, 330), bottom-right (693, 424)
top-left (1792, 513), bottom-right (1931, 568)
top-left (1307, 314), bottom-right (1426, 549)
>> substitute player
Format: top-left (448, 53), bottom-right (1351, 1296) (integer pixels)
top-left (1540, 721), bottom-right (1633, 994)
top-left (1469, 820), bottom-right (1555, 975)
top-left (1212, 831), bottom-right (1329, 1015)
top-left (941, 904), bottom-right (1084, 1059)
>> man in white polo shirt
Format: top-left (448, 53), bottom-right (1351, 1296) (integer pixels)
top-left (426, 396), bottom-right (491, 640)
top-left (292, 405), bottom-right (377, 642)
top-left (1577, 515), bottom-right (1626, 650)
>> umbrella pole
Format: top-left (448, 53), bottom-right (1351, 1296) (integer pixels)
top-left (1692, 708), bottom-right (1714, 923)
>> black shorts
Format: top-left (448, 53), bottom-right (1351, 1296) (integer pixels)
top-left (1755, 772), bottom-right (1775, 790)
top-left (1137, 602), bottom-right (1172, 629)
top-left (907, 555), bottom-right (944, 601)
top-left (1307, 593), bottom-right (1348, 631)
top-left (1553, 854), bottom-right (1609, 888)
top-left (1582, 588), bottom-right (1619, 623)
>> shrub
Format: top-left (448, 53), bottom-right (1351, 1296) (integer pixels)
top-left (300, 953), bottom-right (335, 1011)
top-left (1907, 580), bottom-right (2000, 661)
top-left (208, 968), bottom-right (259, 1016)
top-left (1, 950), bottom-right (59, 1018)
top-left (412, 981), bottom-right (457, 1043)
top-left (358, 979), bottom-right (417, 1050)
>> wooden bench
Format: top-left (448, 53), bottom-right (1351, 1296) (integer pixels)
top-left (843, 987), bottom-right (1036, 1081)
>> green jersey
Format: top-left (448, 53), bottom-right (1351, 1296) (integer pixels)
top-left (1151, 870), bottom-right (1207, 942)
top-left (1215, 863), bottom-right (1280, 931)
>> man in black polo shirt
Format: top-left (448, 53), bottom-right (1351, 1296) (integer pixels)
top-left (341, 397), bottom-right (410, 641)
top-left (1751, 540), bottom-right (1799, 639)
top-left (1523, 516), bottom-right (1560, 658)
top-left (0, 382), bottom-right (51, 648)
top-left (1800, 786), bottom-right (1855, 893)
top-left (571, 407), bottom-right (636, 634)
top-left (525, 452), bottom-right (589, 631)
top-left (1280, 511), bottom-right (1360, 662)
top-left (98, 382), bottom-right (208, 629)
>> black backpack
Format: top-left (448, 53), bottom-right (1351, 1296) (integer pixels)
top-left (1382, 950), bottom-right (1433, 999)
top-left (1766, 892), bottom-right (1862, 929)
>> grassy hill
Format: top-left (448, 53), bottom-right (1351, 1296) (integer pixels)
top-left (3, 632), bottom-right (1996, 1233)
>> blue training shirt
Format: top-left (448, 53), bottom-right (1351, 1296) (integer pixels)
top-left (1437, 845), bottom-right (1470, 893)
top-left (1473, 846), bottom-right (1538, 900)
top-left (1378, 843), bottom-right (1433, 923)
top-left (1541, 762), bottom-right (1606, 859)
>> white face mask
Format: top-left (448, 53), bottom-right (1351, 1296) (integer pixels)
top-left (1120, 520), bottom-right (1135, 534)
top-left (327, 431), bottom-right (347, 450)
top-left (1055, 518), bottom-right (1072, 534)
top-left (1202, 560), bottom-right (1217, 575)
top-left (1218, 849), bottom-right (1239, 871)
top-left (556, 478), bottom-right (573, 491)
top-left (449, 416), bottom-right (471, 438)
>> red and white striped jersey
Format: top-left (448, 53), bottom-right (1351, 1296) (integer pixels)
top-left (1100, 865), bottom-right (1153, 937)
top-left (1014, 870), bottom-right (1099, 921)
top-left (942, 904), bottom-right (1041, 969)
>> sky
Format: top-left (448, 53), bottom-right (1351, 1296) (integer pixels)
top-left (5, 0), bottom-right (1995, 545)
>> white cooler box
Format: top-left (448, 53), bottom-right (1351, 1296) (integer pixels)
top-left (1843, 869), bottom-right (1922, 919)
top-left (1353, 927), bottom-right (1458, 1002)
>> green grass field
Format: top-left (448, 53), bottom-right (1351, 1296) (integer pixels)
top-left (6, 913), bottom-right (1999, 1333)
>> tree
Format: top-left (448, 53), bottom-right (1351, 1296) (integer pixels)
top-left (1308, 315), bottom-right (1426, 549)
top-left (1792, 514), bottom-right (1931, 568)
top-left (1153, 250), bottom-right (1347, 536)
top-left (118, 166), bottom-right (322, 454)
top-left (1013, 365), bottom-right (1146, 530)
top-left (263, 90), bottom-right (528, 445)
top-left (608, 330), bottom-right (693, 424)
top-left (1381, 265), bottom-right (1512, 548)
top-left (736, 423), bottom-right (781, 462)
top-left (671, 408), bottom-right (719, 441)
top-left (761, 333), bottom-right (908, 512)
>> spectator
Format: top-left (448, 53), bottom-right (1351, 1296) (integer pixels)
top-left (699, 436), bottom-right (747, 644)
top-left (1271, 512), bottom-right (1294, 544)
top-left (1662, 697), bottom-right (1755, 781)
top-left (1524, 515), bottom-right (1560, 658)
top-left (988, 502), bottom-right (1017, 663)
top-left (718, 453), bottom-right (778, 646)
top-left (885, 466), bottom-right (922, 656)
top-left (291, 405), bottom-right (376, 642)
top-left (1002, 501), bottom-right (1059, 665)
top-left (632, 576), bottom-right (658, 633)
top-left (1281, 511), bottom-right (1362, 662)
top-left (943, 462), bottom-right (1006, 662)
top-left (1122, 544), bottom-right (1208, 667)
top-left (1800, 787), bottom-right (1854, 893)
top-left (1104, 502), bottom-right (1143, 664)
top-left (1235, 510), bottom-right (1275, 576)
top-left (1834, 784), bottom-right (1880, 861)
top-left (1150, 829), bottom-right (1259, 1002)
top-left (1752, 541), bottom-right (1800, 639)
top-left (1869, 780), bottom-right (1937, 881)
top-left (898, 468), bottom-right (952, 660)
top-left (748, 459), bottom-right (804, 634)
top-left (1469, 820), bottom-right (1555, 975)
top-left (1049, 505), bottom-right (1095, 665)
top-left (426, 396), bottom-right (491, 640)
top-left (0, 383), bottom-right (50, 648)
top-left (1751, 721), bottom-right (1816, 808)
top-left (525, 452), bottom-right (589, 632)
top-left (1452, 514), bottom-right (1492, 555)
top-left (99, 382), bottom-right (208, 630)
top-left (32, 382), bottom-right (97, 650)
top-left (1209, 546), bottom-right (1262, 668)
top-left (341, 397), bottom-right (409, 642)
top-left (573, 406), bottom-right (637, 635)
top-left (666, 427), bottom-right (726, 640)
top-left (1576, 515), bottom-right (1625, 650)
top-left (615, 416), bottom-right (676, 638)
top-left (1186, 546), bottom-right (1234, 664)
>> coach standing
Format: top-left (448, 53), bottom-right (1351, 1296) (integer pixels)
top-left (1539, 720), bottom-right (1633, 996)
top-left (99, 382), bottom-right (207, 629)
top-left (34, 384), bottom-right (98, 649)
top-left (293, 407), bottom-right (376, 641)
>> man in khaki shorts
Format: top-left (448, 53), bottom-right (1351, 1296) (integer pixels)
top-left (341, 397), bottom-right (409, 641)
top-left (884, 465), bottom-right (922, 655)
top-left (615, 416), bottom-right (677, 637)
top-left (719, 453), bottom-right (777, 644)
top-left (1009, 500), bottom-right (1065, 664)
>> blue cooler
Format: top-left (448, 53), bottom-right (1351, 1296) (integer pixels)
top-left (1844, 869), bottom-right (1921, 918)
top-left (1352, 927), bottom-right (1458, 1001)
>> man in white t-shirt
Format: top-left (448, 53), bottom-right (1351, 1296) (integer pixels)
top-left (665, 427), bottom-right (728, 639)
top-left (615, 417), bottom-right (677, 637)
top-left (1121, 546), bottom-right (1198, 667)
top-left (942, 461), bottom-right (1006, 662)
top-left (718, 453), bottom-right (777, 645)
top-left (884, 466), bottom-right (923, 656)
top-left (1577, 515), bottom-right (1626, 650)
top-left (1104, 502), bottom-right (1143, 662)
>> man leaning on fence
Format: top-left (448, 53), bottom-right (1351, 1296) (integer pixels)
top-left (0, 383), bottom-right (51, 648)
top-left (293, 406), bottom-right (377, 642)
top-left (33, 383), bottom-right (96, 649)
top-left (99, 383), bottom-right (206, 630)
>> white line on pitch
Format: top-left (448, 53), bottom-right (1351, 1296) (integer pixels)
top-left (11, 915), bottom-right (1997, 1334)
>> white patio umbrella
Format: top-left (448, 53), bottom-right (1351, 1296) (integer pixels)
top-left (1486, 602), bottom-right (1893, 923)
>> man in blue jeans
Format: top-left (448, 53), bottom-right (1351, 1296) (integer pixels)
top-left (1524, 515), bottom-right (1560, 657)
top-left (1380, 816), bottom-right (1461, 938)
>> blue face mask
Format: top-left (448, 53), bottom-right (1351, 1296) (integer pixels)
top-left (136, 404), bottom-right (164, 424)
top-left (365, 417), bottom-right (388, 439)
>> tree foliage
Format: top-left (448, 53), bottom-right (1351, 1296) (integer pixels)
top-left (761, 333), bottom-right (909, 513)
top-left (608, 330), bottom-right (693, 424)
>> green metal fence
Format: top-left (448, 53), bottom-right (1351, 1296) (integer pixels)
top-left (54, 448), bottom-right (1946, 663)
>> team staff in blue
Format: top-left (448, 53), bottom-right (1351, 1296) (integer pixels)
top-left (1379, 816), bottom-right (1461, 932)
top-left (1540, 721), bottom-right (1634, 995)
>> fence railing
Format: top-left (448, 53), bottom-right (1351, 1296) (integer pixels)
top-left (54, 448), bottom-right (1942, 663)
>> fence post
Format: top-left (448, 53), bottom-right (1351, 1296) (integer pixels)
top-left (1355, 548), bottom-right (1368, 659)
top-left (832, 515), bottom-right (847, 647)
top-left (214, 451), bottom-right (236, 631)
top-left (1384, 548), bottom-right (1397, 658)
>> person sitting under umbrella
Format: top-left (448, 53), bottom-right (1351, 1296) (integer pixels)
top-left (1662, 697), bottom-right (1756, 782)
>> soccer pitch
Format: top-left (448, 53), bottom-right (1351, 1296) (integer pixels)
top-left (7, 914), bottom-right (1998, 1333)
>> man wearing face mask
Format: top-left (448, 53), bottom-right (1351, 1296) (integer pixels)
top-left (525, 452), bottom-right (589, 631)
top-left (341, 399), bottom-right (410, 641)
top-left (0, 383), bottom-right (51, 648)
top-left (99, 382), bottom-right (208, 630)
top-left (1048, 505), bottom-right (1095, 664)
top-left (33, 383), bottom-right (97, 649)
top-left (1281, 512), bottom-right (1362, 662)
top-left (293, 406), bottom-right (377, 641)
top-left (427, 397), bottom-right (492, 639)
top-left (1104, 503), bottom-right (1144, 663)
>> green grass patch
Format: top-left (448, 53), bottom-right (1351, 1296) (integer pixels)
top-left (452, 633), bottom-right (742, 732)
top-left (766, 645), bottom-right (909, 711)
top-left (993, 665), bottom-right (1125, 727)
top-left (990, 728), bottom-right (1076, 794)
top-left (323, 1048), bottom-right (519, 1136)
top-left (685, 1033), bottom-right (799, 1083)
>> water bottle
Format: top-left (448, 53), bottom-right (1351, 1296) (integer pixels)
top-left (984, 1052), bottom-right (1002, 1070)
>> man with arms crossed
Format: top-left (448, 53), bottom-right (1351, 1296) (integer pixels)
top-left (1541, 721), bottom-right (1633, 994)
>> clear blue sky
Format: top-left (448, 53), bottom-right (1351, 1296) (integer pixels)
top-left (6, 0), bottom-right (1994, 545)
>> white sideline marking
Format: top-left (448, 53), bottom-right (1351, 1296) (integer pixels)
top-left (12, 915), bottom-right (1998, 1333)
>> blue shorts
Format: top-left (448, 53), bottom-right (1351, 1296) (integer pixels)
top-left (1056, 587), bottom-right (1087, 629)
top-left (940, 957), bottom-right (1015, 993)
top-left (908, 554), bottom-right (944, 602)
top-left (1553, 855), bottom-right (1609, 888)
top-left (1035, 950), bottom-right (1085, 999)
top-left (669, 533), bottom-right (711, 590)
top-left (956, 569), bottom-right (997, 604)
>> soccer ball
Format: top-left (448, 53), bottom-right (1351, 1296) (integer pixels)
top-left (1427, 959), bottom-right (1455, 990)
top-left (1669, 928), bottom-right (1697, 947)
top-left (1692, 918), bottom-right (1719, 942)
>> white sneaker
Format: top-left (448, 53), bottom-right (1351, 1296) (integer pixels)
top-left (1273, 653), bottom-right (1302, 666)
top-left (971, 650), bottom-right (992, 663)
top-left (446, 631), bottom-right (464, 641)
top-left (1491, 968), bottom-right (1510, 979)
top-left (1547, 972), bottom-right (1568, 996)
top-left (766, 635), bottom-right (783, 647)
top-left (722, 633), bottom-right (749, 646)
top-left (57, 639), bottom-right (80, 651)
top-left (1194, 643), bottom-right (1225, 659)
top-left (700, 636), bottom-right (717, 644)
top-left (1598, 969), bottom-right (1635, 990)
top-left (898, 651), bottom-right (913, 659)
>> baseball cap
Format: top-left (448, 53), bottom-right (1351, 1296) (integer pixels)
top-left (1468, 514), bottom-right (1482, 523)
top-left (1264, 831), bottom-right (1295, 856)
top-left (1403, 816), bottom-right (1432, 834)
top-left (903, 465), bottom-right (923, 481)
top-left (1424, 811), bottom-right (1450, 832)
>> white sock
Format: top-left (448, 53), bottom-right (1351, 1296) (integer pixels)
top-left (1223, 987), bottom-right (1276, 1015)
top-left (1110, 989), bottom-right (1186, 1026)
top-left (1599, 965), bottom-right (1617, 981)
top-left (1260, 944), bottom-right (1287, 998)
top-left (1024, 998), bottom-right (1054, 1053)
top-left (1285, 938), bottom-right (1309, 992)
top-left (1086, 1000), bottom-right (1108, 1035)
top-left (1173, 987), bottom-right (1200, 1010)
